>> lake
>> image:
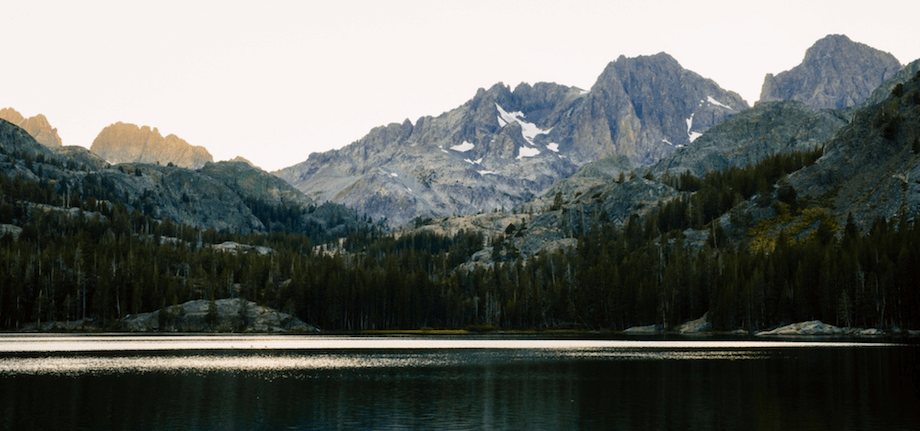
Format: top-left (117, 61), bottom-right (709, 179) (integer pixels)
top-left (0, 334), bottom-right (917, 430)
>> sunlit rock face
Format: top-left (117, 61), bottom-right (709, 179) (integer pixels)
top-left (0, 107), bottom-right (63, 148)
top-left (90, 122), bottom-right (213, 169)
top-left (759, 34), bottom-right (902, 110)
top-left (276, 53), bottom-right (746, 226)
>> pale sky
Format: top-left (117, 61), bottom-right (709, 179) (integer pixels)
top-left (2, 0), bottom-right (919, 171)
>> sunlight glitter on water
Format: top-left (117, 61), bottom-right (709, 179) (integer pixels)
top-left (0, 335), bottom-right (899, 353)
top-left (0, 335), bottom-right (903, 377)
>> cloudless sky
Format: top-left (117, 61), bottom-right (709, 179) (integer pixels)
top-left (2, 0), bottom-right (919, 171)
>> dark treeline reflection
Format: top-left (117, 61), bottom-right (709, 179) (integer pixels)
top-left (1, 147), bottom-right (919, 332)
top-left (2, 345), bottom-right (918, 430)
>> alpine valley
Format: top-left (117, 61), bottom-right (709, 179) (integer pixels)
top-left (2, 34), bottom-right (919, 334)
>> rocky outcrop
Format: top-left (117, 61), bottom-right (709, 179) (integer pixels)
top-left (412, 176), bottom-right (680, 261)
top-left (759, 34), bottom-right (902, 109)
top-left (48, 145), bottom-right (110, 170)
top-left (276, 53), bottom-right (745, 227)
top-left (0, 107), bottom-right (63, 147)
top-left (123, 298), bottom-right (319, 332)
top-left (650, 100), bottom-right (847, 178)
top-left (542, 154), bottom-right (635, 202)
top-left (201, 160), bottom-right (313, 208)
top-left (90, 122), bottom-right (213, 169)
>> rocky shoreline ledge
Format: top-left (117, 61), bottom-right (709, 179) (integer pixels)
top-left (622, 314), bottom-right (919, 337)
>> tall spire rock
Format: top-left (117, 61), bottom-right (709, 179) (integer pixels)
top-left (0, 107), bottom-right (63, 148)
top-left (759, 34), bottom-right (902, 109)
top-left (90, 122), bottom-right (213, 169)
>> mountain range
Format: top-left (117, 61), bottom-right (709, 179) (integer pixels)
top-left (275, 35), bottom-right (903, 226)
top-left (275, 52), bottom-right (748, 226)
top-left (1, 34), bottom-right (911, 236)
top-left (3, 33), bottom-right (920, 334)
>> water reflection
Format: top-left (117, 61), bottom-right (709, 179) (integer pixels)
top-left (0, 334), bottom-right (901, 353)
top-left (1, 335), bottom-right (917, 430)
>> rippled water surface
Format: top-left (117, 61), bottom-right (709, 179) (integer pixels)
top-left (1, 335), bottom-right (918, 430)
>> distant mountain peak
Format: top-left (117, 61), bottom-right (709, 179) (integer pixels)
top-left (758, 34), bottom-right (902, 109)
top-left (0, 107), bottom-right (63, 147)
top-left (90, 122), bottom-right (213, 169)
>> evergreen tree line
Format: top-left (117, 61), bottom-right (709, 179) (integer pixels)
top-left (0, 145), bottom-right (918, 331)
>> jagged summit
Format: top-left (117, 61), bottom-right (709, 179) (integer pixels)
top-left (759, 34), bottom-right (902, 109)
top-left (276, 52), bottom-right (746, 226)
top-left (90, 122), bottom-right (213, 169)
top-left (0, 107), bottom-right (63, 148)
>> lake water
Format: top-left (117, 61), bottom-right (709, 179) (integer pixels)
top-left (0, 334), bottom-right (917, 430)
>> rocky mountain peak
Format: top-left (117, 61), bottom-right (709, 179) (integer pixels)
top-left (549, 52), bottom-right (748, 166)
top-left (277, 52), bottom-right (746, 226)
top-left (759, 34), bottom-right (902, 109)
top-left (0, 107), bottom-right (63, 147)
top-left (90, 122), bottom-right (213, 169)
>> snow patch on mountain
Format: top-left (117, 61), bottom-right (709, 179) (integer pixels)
top-left (686, 113), bottom-right (703, 143)
top-left (450, 141), bottom-right (475, 152)
top-left (496, 103), bottom-right (551, 145)
top-left (546, 143), bottom-right (559, 152)
top-left (706, 96), bottom-right (732, 109)
top-left (517, 146), bottom-right (541, 159)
